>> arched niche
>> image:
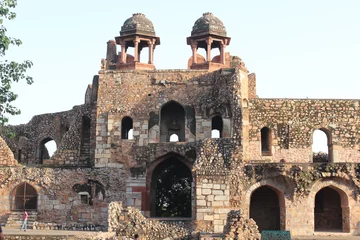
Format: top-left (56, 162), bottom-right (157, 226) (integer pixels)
top-left (160, 101), bottom-right (185, 142)
top-left (11, 182), bottom-right (38, 210)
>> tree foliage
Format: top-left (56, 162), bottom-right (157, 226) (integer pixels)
top-left (0, 0), bottom-right (33, 128)
top-left (154, 159), bottom-right (192, 217)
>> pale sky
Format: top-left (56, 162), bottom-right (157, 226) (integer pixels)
top-left (4, 0), bottom-right (360, 153)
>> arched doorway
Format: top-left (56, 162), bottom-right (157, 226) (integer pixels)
top-left (250, 186), bottom-right (280, 231)
top-left (12, 182), bottom-right (37, 210)
top-left (315, 187), bottom-right (343, 231)
top-left (150, 157), bottom-right (192, 217)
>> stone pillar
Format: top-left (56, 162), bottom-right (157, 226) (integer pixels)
top-left (134, 38), bottom-right (140, 62)
top-left (148, 42), bottom-right (154, 64)
top-left (220, 42), bottom-right (226, 64)
top-left (206, 38), bottom-right (213, 62)
top-left (106, 40), bottom-right (117, 68)
top-left (191, 44), bottom-right (198, 64)
top-left (120, 42), bottom-right (126, 64)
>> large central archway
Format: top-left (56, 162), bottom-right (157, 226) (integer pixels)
top-left (149, 155), bottom-right (192, 218)
top-left (12, 182), bottom-right (37, 210)
top-left (250, 186), bottom-right (281, 231)
top-left (315, 187), bottom-right (343, 231)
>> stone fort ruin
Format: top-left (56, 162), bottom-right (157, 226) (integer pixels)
top-left (1, 12), bottom-right (360, 237)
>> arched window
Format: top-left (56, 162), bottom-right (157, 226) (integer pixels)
top-left (261, 127), bottom-right (271, 155)
top-left (211, 116), bottom-right (223, 138)
top-left (160, 101), bottom-right (185, 142)
top-left (121, 117), bottom-right (133, 140)
top-left (39, 138), bottom-right (57, 164)
top-left (312, 129), bottom-right (332, 162)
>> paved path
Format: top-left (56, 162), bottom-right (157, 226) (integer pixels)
top-left (2, 226), bottom-right (95, 236)
top-left (2, 227), bottom-right (360, 239)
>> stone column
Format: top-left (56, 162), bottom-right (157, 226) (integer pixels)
top-left (148, 42), bottom-right (154, 64)
top-left (206, 38), bottom-right (213, 62)
top-left (191, 43), bottom-right (198, 64)
top-left (120, 42), bottom-right (126, 64)
top-left (134, 38), bottom-right (140, 62)
top-left (220, 42), bottom-right (226, 64)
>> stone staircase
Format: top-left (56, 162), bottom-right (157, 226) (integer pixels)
top-left (5, 210), bottom-right (37, 228)
top-left (80, 127), bottom-right (91, 164)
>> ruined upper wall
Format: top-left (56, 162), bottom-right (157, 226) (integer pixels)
top-left (2, 104), bottom-right (93, 166)
top-left (247, 98), bottom-right (360, 162)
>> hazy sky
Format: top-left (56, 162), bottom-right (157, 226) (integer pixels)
top-left (4, 0), bottom-right (360, 152)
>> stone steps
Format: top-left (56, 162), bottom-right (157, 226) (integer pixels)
top-left (5, 211), bottom-right (38, 228)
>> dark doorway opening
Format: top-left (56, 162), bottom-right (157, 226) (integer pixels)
top-left (211, 116), bottom-right (223, 138)
top-left (250, 186), bottom-right (280, 231)
top-left (160, 101), bottom-right (185, 142)
top-left (150, 157), bottom-right (192, 217)
top-left (12, 182), bottom-right (37, 210)
top-left (315, 187), bottom-right (342, 231)
top-left (121, 117), bottom-right (133, 139)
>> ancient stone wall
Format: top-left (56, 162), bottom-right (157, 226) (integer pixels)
top-left (247, 99), bottom-right (360, 162)
top-left (0, 166), bottom-right (126, 228)
top-left (94, 69), bottom-right (245, 168)
top-left (2, 104), bottom-right (93, 166)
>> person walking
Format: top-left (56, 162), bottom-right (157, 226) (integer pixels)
top-left (20, 209), bottom-right (28, 231)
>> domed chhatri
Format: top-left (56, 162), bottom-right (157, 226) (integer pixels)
top-left (120, 13), bottom-right (156, 37)
top-left (114, 13), bottom-right (160, 71)
top-left (187, 13), bottom-right (231, 71)
top-left (191, 12), bottom-right (227, 37)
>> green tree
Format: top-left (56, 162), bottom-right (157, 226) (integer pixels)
top-left (0, 0), bottom-right (33, 129)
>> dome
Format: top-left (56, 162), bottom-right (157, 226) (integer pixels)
top-left (120, 13), bottom-right (156, 37)
top-left (191, 12), bottom-right (227, 37)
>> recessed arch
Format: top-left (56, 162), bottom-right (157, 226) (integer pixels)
top-left (145, 153), bottom-right (193, 218)
top-left (249, 185), bottom-right (284, 232)
top-left (261, 127), bottom-right (272, 156)
top-left (309, 180), bottom-right (351, 233)
top-left (160, 101), bottom-right (185, 142)
top-left (11, 182), bottom-right (38, 210)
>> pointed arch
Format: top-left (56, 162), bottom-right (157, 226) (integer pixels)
top-left (160, 101), bottom-right (185, 142)
top-left (145, 153), bottom-right (193, 218)
top-left (11, 182), bottom-right (38, 210)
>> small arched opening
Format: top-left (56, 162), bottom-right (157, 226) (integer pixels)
top-left (11, 182), bottom-right (37, 210)
top-left (314, 186), bottom-right (348, 232)
top-left (39, 138), bottom-right (57, 164)
top-left (149, 156), bottom-right (192, 218)
top-left (250, 186), bottom-right (283, 232)
top-left (312, 129), bottom-right (332, 162)
top-left (169, 134), bottom-right (179, 142)
top-left (211, 115), bottom-right (223, 138)
top-left (261, 127), bottom-right (272, 156)
top-left (160, 101), bottom-right (185, 142)
top-left (121, 117), bottom-right (133, 140)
